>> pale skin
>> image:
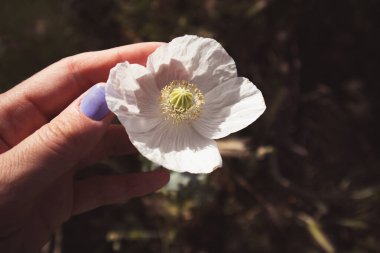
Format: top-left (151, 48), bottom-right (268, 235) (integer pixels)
top-left (0, 43), bottom-right (170, 252)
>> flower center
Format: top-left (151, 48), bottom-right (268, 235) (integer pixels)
top-left (160, 80), bottom-right (204, 124)
top-left (169, 87), bottom-right (194, 112)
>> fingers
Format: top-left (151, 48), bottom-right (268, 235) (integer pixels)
top-left (78, 125), bottom-right (137, 168)
top-left (101, 124), bottom-right (137, 157)
top-left (20, 42), bottom-right (163, 117)
top-left (0, 42), bottom-right (162, 147)
top-left (0, 137), bottom-right (11, 154)
top-left (72, 170), bottom-right (170, 215)
top-left (0, 85), bottom-right (112, 197)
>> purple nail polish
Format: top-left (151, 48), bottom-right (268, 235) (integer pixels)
top-left (80, 85), bottom-right (110, 121)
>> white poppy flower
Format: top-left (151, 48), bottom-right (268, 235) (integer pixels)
top-left (105, 35), bottom-right (266, 173)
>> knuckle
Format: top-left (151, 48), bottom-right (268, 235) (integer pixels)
top-left (0, 155), bottom-right (19, 199)
top-left (59, 54), bottom-right (88, 92)
top-left (60, 53), bottom-right (87, 75)
top-left (38, 120), bottom-right (79, 158)
top-left (60, 56), bottom-right (79, 79)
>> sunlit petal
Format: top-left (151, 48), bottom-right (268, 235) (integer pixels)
top-left (192, 77), bottom-right (266, 139)
top-left (130, 122), bottom-right (222, 173)
top-left (106, 62), bottom-right (162, 134)
top-left (147, 35), bottom-right (237, 93)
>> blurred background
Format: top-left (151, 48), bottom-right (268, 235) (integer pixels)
top-left (1, 0), bottom-right (380, 252)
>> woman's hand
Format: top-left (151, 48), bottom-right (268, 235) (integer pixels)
top-left (0, 43), bottom-right (170, 252)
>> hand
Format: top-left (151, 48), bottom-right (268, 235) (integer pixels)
top-left (0, 43), bottom-right (170, 252)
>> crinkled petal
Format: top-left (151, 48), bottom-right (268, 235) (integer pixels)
top-left (192, 77), bottom-right (266, 139)
top-left (106, 62), bottom-right (162, 134)
top-left (147, 35), bottom-right (237, 93)
top-left (130, 122), bottom-right (222, 173)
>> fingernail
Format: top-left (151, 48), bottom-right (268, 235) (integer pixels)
top-left (80, 84), bottom-right (110, 121)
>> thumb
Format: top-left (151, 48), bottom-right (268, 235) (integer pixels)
top-left (1, 84), bottom-right (112, 189)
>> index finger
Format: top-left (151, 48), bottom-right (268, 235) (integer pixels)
top-left (0, 42), bottom-right (162, 148)
top-left (17, 42), bottom-right (163, 117)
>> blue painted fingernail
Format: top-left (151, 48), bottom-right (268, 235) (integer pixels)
top-left (80, 84), bottom-right (110, 121)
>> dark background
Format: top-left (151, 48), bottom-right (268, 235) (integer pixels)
top-left (1, 0), bottom-right (380, 252)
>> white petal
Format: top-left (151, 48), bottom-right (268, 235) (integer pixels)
top-left (129, 122), bottom-right (222, 173)
top-left (106, 62), bottom-right (162, 134)
top-left (192, 77), bottom-right (266, 139)
top-left (147, 35), bottom-right (237, 93)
